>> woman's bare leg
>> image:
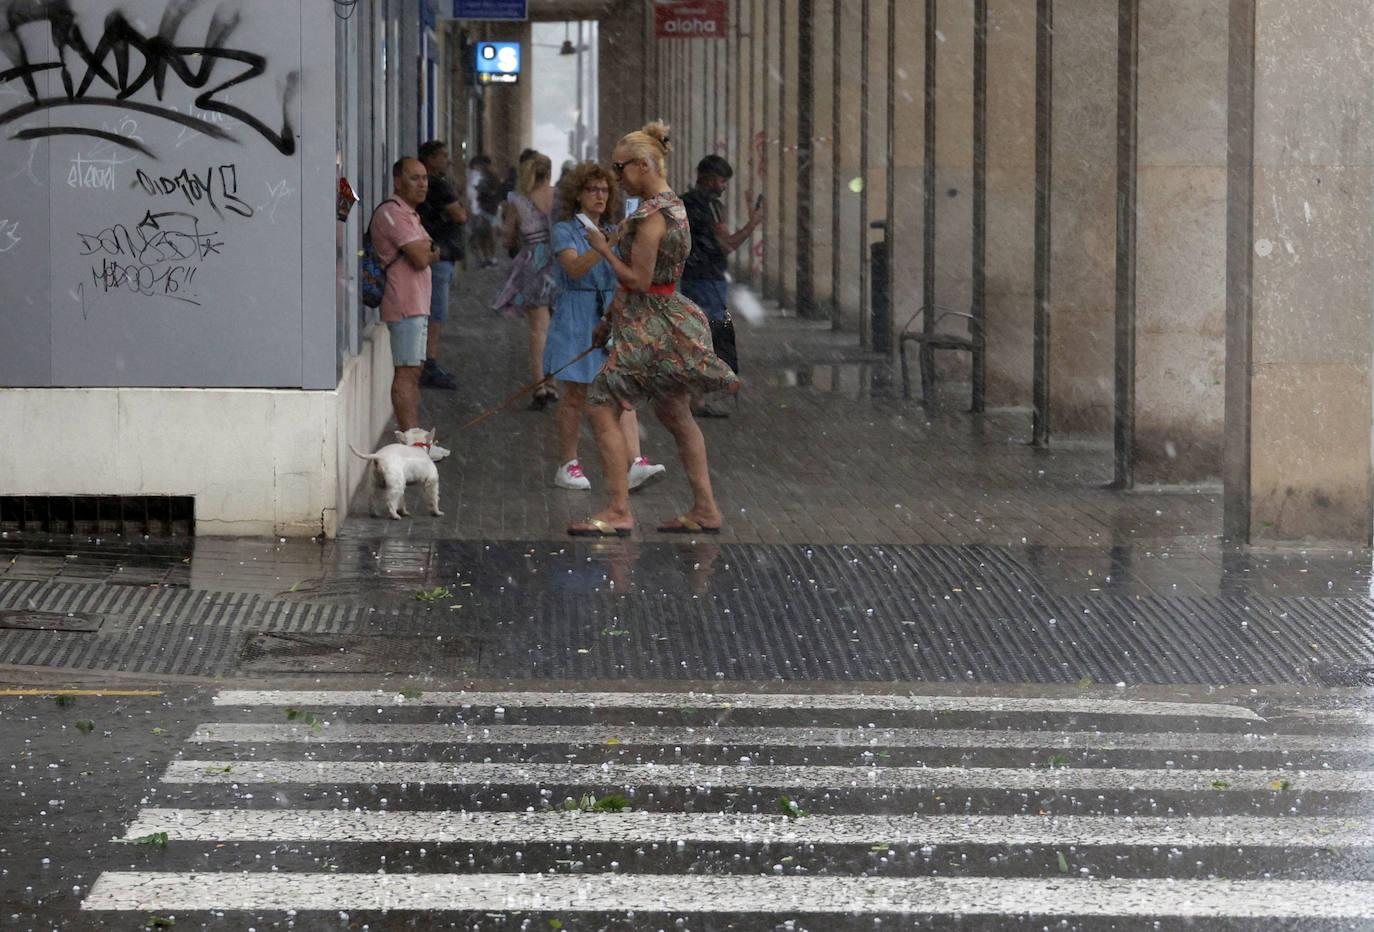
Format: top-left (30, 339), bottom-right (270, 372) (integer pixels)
top-left (526, 305), bottom-right (551, 384)
top-left (568, 402), bottom-right (634, 533)
top-left (652, 390), bottom-right (722, 527)
top-left (618, 408), bottom-right (643, 464)
top-left (557, 381), bottom-right (588, 462)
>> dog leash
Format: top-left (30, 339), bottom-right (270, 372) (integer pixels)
top-left (456, 344), bottom-right (601, 432)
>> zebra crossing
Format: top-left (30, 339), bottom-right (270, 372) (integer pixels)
top-left (82, 688), bottom-right (1374, 927)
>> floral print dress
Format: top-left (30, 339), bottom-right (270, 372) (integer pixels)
top-left (587, 190), bottom-right (741, 408)
top-left (492, 192), bottom-right (555, 319)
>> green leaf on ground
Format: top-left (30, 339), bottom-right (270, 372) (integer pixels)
top-left (285, 707), bottom-right (322, 730)
top-left (127, 832), bottom-right (169, 847)
top-left (73, 719), bottom-right (95, 733)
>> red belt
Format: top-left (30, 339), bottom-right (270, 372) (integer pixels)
top-left (620, 283), bottom-right (676, 295)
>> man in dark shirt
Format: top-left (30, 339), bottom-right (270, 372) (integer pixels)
top-left (416, 140), bottom-right (468, 390)
top-left (680, 154), bottom-right (764, 416)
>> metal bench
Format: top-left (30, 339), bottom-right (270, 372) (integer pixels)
top-left (899, 304), bottom-right (985, 411)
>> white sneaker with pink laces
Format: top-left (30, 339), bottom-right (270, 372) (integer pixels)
top-left (554, 459), bottom-right (591, 490)
top-left (627, 456), bottom-right (667, 492)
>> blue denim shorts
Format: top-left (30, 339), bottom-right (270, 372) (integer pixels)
top-left (429, 260), bottom-right (455, 323)
top-left (387, 315), bottom-right (428, 368)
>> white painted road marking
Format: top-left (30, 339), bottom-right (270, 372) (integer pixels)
top-left (161, 759), bottom-right (1369, 792)
top-left (120, 808), bottom-right (1373, 848)
top-left (186, 721), bottom-right (1349, 753)
top-left (213, 689), bottom-right (1265, 721)
top-left (82, 873), bottom-right (1374, 918)
top-left (83, 689), bottom-right (1371, 923)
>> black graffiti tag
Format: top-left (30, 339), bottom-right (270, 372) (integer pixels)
top-left (0, 0), bottom-right (299, 157)
top-left (77, 210), bottom-right (221, 305)
top-left (136, 164), bottom-right (253, 218)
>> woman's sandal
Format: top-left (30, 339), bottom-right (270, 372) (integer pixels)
top-left (568, 518), bottom-right (633, 538)
top-left (657, 515), bottom-right (722, 535)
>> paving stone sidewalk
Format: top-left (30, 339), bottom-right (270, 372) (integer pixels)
top-left (361, 261), bottom-right (1224, 552)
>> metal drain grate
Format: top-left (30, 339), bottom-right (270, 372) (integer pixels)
top-left (0, 609), bottom-right (104, 632)
top-left (239, 632), bottom-right (482, 674)
top-left (1311, 662), bottom-right (1374, 687)
top-left (0, 495), bottom-right (194, 537)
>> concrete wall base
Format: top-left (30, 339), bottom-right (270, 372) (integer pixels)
top-left (0, 325), bottom-right (394, 538)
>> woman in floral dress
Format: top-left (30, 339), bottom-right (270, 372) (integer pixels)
top-left (567, 121), bottom-right (740, 538)
top-left (492, 151), bottom-right (558, 407)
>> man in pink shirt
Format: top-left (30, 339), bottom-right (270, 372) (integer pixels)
top-left (372, 157), bottom-right (443, 443)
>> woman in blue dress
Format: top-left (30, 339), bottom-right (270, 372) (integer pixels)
top-left (543, 162), bottom-right (666, 492)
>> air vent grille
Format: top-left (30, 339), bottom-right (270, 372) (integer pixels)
top-left (0, 495), bottom-right (194, 537)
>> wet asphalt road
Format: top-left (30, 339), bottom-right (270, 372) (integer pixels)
top-left (3, 677), bottom-right (1374, 930)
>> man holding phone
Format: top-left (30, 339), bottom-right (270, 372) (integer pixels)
top-left (680, 154), bottom-right (764, 418)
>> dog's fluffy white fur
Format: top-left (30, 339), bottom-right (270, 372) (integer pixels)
top-left (349, 428), bottom-right (444, 520)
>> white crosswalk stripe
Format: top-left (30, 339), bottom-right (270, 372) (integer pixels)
top-left (120, 808), bottom-right (1374, 848)
top-left (186, 721), bottom-right (1336, 752)
top-left (84, 688), bottom-right (1374, 925)
top-left (213, 688), bottom-right (1267, 720)
top-left (80, 873), bottom-right (1374, 919)
top-left (161, 758), bottom-right (1374, 792)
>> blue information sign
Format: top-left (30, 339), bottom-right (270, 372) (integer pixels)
top-left (475, 42), bottom-right (520, 84)
top-left (453, 0), bottom-right (527, 20)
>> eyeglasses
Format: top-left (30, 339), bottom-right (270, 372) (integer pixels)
top-left (582, 186), bottom-right (610, 195)
top-left (611, 159), bottom-right (636, 176)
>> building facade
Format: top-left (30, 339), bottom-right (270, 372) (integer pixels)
top-left (2, 0), bottom-right (1371, 545)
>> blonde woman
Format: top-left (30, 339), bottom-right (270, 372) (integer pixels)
top-left (568, 122), bottom-right (739, 538)
top-left (493, 151), bottom-right (558, 408)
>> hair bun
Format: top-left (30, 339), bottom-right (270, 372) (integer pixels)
top-left (643, 120), bottom-right (673, 152)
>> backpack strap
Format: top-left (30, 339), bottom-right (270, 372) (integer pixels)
top-left (366, 197), bottom-right (403, 270)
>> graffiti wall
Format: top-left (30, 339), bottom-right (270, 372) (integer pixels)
top-left (0, 0), bottom-right (333, 388)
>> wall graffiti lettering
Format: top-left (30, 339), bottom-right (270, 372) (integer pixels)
top-left (65, 116), bottom-right (142, 190)
top-left (0, 218), bottom-right (20, 252)
top-left (77, 209), bottom-right (222, 305)
top-left (2, 140), bottom-right (45, 187)
top-left (68, 156), bottom-right (116, 190)
top-left (257, 178), bottom-right (291, 222)
top-left (136, 164), bottom-right (253, 218)
top-left (172, 101), bottom-right (232, 149)
top-left (0, 0), bottom-right (300, 158)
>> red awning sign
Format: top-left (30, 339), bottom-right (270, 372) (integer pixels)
top-left (654, 1), bottom-right (728, 39)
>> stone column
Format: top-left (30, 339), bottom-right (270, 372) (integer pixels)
top-left (1048, 0), bottom-right (1117, 435)
top-left (1244, 1), bottom-right (1374, 542)
top-left (983, 1), bottom-right (1036, 405)
top-left (1133, 0), bottom-right (1228, 482)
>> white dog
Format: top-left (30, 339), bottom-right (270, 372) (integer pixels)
top-left (349, 428), bottom-right (444, 520)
